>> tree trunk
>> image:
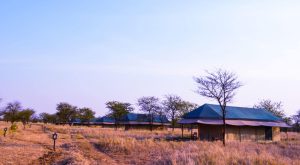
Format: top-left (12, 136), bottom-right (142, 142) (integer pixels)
top-left (150, 112), bottom-right (153, 131)
top-left (172, 118), bottom-right (175, 131)
top-left (222, 118), bottom-right (226, 146)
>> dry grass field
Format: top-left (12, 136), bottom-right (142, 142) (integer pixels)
top-left (0, 122), bottom-right (299, 165)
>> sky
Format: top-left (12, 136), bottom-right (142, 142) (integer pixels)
top-left (1, 0), bottom-right (300, 117)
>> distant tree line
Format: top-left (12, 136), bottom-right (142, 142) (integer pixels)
top-left (1, 69), bottom-right (300, 134)
top-left (38, 102), bottom-right (95, 125)
top-left (0, 101), bottom-right (35, 129)
top-left (106, 95), bottom-right (198, 131)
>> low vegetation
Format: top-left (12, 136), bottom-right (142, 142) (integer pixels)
top-left (0, 122), bottom-right (299, 165)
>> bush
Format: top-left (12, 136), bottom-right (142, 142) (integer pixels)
top-left (10, 123), bottom-right (18, 132)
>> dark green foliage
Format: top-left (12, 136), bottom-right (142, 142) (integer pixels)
top-left (56, 102), bottom-right (77, 125)
top-left (106, 101), bottom-right (134, 130)
top-left (39, 112), bottom-right (58, 124)
top-left (3, 102), bottom-right (22, 124)
top-left (78, 107), bottom-right (95, 123)
top-left (10, 123), bottom-right (18, 131)
top-left (18, 109), bottom-right (35, 129)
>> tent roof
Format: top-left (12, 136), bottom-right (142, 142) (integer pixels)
top-left (120, 113), bottom-right (169, 123)
top-left (183, 104), bottom-right (282, 121)
top-left (92, 116), bottom-right (115, 123)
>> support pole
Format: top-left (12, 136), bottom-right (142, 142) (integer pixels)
top-left (239, 127), bottom-right (241, 142)
top-left (286, 128), bottom-right (288, 141)
top-left (198, 124), bottom-right (200, 141)
top-left (190, 124), bottom-right (193, 139)
top-left (181, 124), bottom-right (183, 139)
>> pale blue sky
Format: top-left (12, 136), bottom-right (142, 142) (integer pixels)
top-left (1, 1), bottom-right (300, 116)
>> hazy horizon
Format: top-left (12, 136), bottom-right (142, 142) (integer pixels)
top-left (1, 1), bottom-right (300, 117)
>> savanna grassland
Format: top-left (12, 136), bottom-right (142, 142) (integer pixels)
top-left (0, 122), bottom-right (299, 165)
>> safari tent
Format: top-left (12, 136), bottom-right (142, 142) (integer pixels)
top-left (91, 116), bottom-right (115, 127)
top-left (119, 113), bottom-right (170, 130)
top-left (179, 104), bottom-right (290, 142)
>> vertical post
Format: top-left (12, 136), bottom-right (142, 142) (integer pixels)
top-left (198, 124), bottom-right (200, 140)
top-left (239, 127), bottom-right (241, 142)
top-left (255, 128), bottom-right (257, 142)
top-left (52, 132), bottom-right (58, 151)
top-left (190, 124), bottom-right (193, 139)
top-left (286, 128), bottom-right (288, 141)
top-left (181, 124), bottom-right (183, 139)
top-left (3, 128), bottom-right (7, 137)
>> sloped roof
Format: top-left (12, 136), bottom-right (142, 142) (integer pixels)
top-left (183, 104), bottom-right (282, 121)
top-left (120, 113), bottom-right (169, 123)
top-left (92, 116), bottom-right (115, 123)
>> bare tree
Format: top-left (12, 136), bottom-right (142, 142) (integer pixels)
top-left (137, 96), bottom-right (161, 131)
top-left (179, 101), bottom-right (198, 117)
top-left (254, 100), bottom-right (285, 118)
top-left (194, 69), bottom-right (242, 146)
top-left (162, 95), bottom-right (184, 131)
top-left (292, 110), bottom-right (300, 131)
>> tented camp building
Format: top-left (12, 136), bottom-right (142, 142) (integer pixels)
top-left (179, 104), bottom-right (290, 142)
top-left (119, 113), bottom-right (170, 130)
top-left (90, 116), bottom-right (115, 127)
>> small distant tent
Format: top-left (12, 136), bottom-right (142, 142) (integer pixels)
top-left (119, 113), bottom-right (170, 130)
top-left (91, 116), bottom-right (115, 127)
top-left (179, 104), bottom-right (290, 141)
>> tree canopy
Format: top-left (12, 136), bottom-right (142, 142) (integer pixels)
top-left (78, 107), bottom-right (95, 123)
top-left (162, 95), bottom-right (184, 131)
top-left (137, 96), bottom-right (162, 131)
top-left (18, 108), bottom-right (35, 129)
top-left (106, 101), bottom-right (133, 130)
top-left (254, 100), bottom-right (286, 118)
top-left (3, 101), bottom-right (22, 123)
top-left (56, 102), bottom-right (77, 125)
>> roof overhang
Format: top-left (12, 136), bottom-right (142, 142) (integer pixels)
top-left (119, 121), bottom-right (171, 125)
top-left (178, 119), bottom-right (291, 128)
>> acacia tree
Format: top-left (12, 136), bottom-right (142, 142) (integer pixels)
top-left (78, 107), bottom-right (95, 124)
top-left (195, 69), bottom-right (242, 146)
top-left (137, 96), bottom-right (161, 131)
top-left (18, 108), bottom-right (35, 129)
top-left (254, 100), bottom-right (285, 118)
top-left (106, 101), bottom-right (134, 130)
top-left (56, 102), bottom-right (78, 125)
top-left (39, 112), bottom-right (58, 124)
top-left (3, 101), bottom-right (22, 124)
top-left (163, 95), bottom-right (184, 131)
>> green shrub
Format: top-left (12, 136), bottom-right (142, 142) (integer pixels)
top-left (10, 123), bottom-right (18, 132)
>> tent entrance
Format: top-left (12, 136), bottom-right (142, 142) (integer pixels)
top-left (265, 127), bottom-right (272, 140)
